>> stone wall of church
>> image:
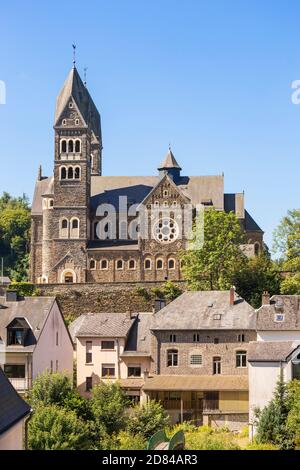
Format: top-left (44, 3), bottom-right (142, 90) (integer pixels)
top-left (36, 280), bottom-right (185, 318)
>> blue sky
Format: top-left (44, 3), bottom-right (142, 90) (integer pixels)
top-left (0, 0), bottom-right (299, 249)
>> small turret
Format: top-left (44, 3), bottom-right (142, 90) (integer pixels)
top-left (158, 146), bottom-right (182, 183)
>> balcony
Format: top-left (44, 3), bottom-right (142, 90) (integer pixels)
top-left (9, 377), bottom-right (31, 391)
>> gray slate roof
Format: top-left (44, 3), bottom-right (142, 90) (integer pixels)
top-left (123, 312), bottom-right (153, 356)
top-left (73, 312), bottom-right (135, 338)
top-left (248, 341), bottom-right (300, 362)
top-left (158, 149), bottom-right (182, 170)
top-left (0, 296), bottom-right (55, 351)
top-left (151, 291), bottom-right (256, 331)
top-left (0, 367), bottom-right (31, 435)
top-left (256, 295), bottom-right (300, 331)
top-left (55, 67), bottom-right (101, 138)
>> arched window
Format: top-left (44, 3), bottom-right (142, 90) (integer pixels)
top-left (75, 140), bottom-right (81, 153)
top-left (128, 259), bottom-right (136, 270)
top-left (156, 259), bottom-right (163, 270)
top-left (91, 154), bottom-right (94, 170)
top-left (68, 140), bottom-right (74, 153)
top-left (62, 119), bottom-right (66, 126)
top-left (144, 258), bottom-right (151, 270)
top-left (90, 259), bottom-right (96, 270)
top-left (254, 242), bottom-right (260, 256)
top-left (100, 259), bottom-right (108, 270)
top-left (60, 167), bottom-right (67, 180)
top-left (167, 349), bottom-right (178, 367)
top-left (68, 167), bottom-right (74, 179)
top-left (49, 199), bottom-right (54, 208)
top-left (60, 218), bottom-right (69, 238)
top-left (168, 258), bottom-right (175, 270)
top-left (116, 259), bottom-right (124, 270)
top-left (63, 272), bottom-right (74, 283)
top-left (213, 356), bottom-right (221, 375)
top-left (74, 167), bottom-right (80, 179)
top-left (61, 140), bottom-right (67, 153)
top-left (70, 218), bottom-right (79, 238)
top-left (75, 118), bottom-right (79, 125)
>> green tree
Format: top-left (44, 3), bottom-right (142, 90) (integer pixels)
top-left (28, 371), bottom-right (72, 408)
top-left (256, 374), bottom-right (293, 449)
top-left (28, 405), bottom-right (90, 450)
top-left (91, 382), bottom-right (128, 435)
top-left (273, 209), bottom-right (300, 260)
top-left (127, 400), bottom-right (169, 439)
top-left (181, 209), bottom-right (246, 290)
top-left (273, 209), bottom-right (300, 295)
top-left (0, 192), bottom-right (31, 281)
top-left (286, 380), bottom-right (300, 448)
top-left (233, 254), bottom-right (281, 308)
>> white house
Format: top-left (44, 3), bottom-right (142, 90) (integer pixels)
top-left (0, 291), bottom-right (74, 392)
top-left (248, 294), bottom-right (300, 436)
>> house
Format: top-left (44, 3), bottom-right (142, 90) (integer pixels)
top-left (248, 341), bottom-right (300, 435)
top-left (0, 366), bottom-right (31, 450)
top-left (143, 289), bottom-right (257, 430)
top-left (257, 293), bottom-right (300, 342)
top-left (30, 64), bottom-right (263, 286)
top-left (0, 277), bottom-right (11, 286)
top-left (0, 292), bottom-right (74, 392)
top-left (248, 294), bottom-right (300, 434)
top-left (71, 311), bottom-right (153, 402)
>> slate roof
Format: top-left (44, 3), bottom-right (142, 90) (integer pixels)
top-left (31, 176), bottom-right (54, 215)
top-left (123, 312), bottom-right (153, 356)
top-left (74, 312), bottom-right (136, 338)
top-left (248, 341), bottom-right (300, 362)
top-left (0, 367), bottom-right (31, 436)
top-left (151, 291), bottom-right (256, 331)
top-left (158, 149), bottom-right (182, 170)
top-left (256, 295), bottom-right (300, 331)
top-left (55, 67), bottom-right (101, 138)
top-left (143, 375), bottom-right (248, 392)
top-left (0, 296), bottom-right (55, 351)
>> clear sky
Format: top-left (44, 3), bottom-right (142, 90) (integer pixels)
top-left (0, 0), bottom-right (299, 249)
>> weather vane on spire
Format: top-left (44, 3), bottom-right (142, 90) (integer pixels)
top-left (84, 67), bottom-right (88, 87)
top-left (72, 44), bottom-right (76, 68)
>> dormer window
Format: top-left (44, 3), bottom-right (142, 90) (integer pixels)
top-left (62, 119), bottom-right (67, 126)
top-left (75, 119), bottom-right (79, 125)
top-left (7, 318), bottom-right (30, 346)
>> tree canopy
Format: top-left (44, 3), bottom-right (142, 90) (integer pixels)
top-left (0, 191), bottom-right (31, 281)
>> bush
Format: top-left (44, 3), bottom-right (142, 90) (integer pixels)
top-left (28, 405), bottom-right (90, 450)
top-left (8, 281), bottom-right (38, 297)
top-left (28, 371), bottom-right (72, 408)
top-left (127, 400), bottom-right (169, 439)
top-left (246, 441), bottom-right (279, 450)
top-left (107, 431), bottom-right (147, 450)
top-left (91, 382), bottom-right (128, 435)
top-left (185, 427), bottom-right (240, 450)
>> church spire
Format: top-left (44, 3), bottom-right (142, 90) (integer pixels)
top-left (158, 147), bottom-right (182, 182)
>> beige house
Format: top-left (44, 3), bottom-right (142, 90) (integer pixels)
top-left (0, 292), bottom-right (73, 392)
top-left (70, 311), bottom-right (153, 401)
top-left (0, 367), bottom-right (31, 450)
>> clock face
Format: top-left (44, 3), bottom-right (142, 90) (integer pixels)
top-left (153, 217), bottom-right (179, 244)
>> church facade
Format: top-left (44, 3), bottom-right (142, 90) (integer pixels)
top-left (30, 66), bottom-right (263, 285)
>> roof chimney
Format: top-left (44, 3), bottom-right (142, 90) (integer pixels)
top-left (230, 286), bottom-right (235, 306)
top-left (126, 310), bottom-right (132, 320)
top-left (262, 291), bottom-right (270, 306)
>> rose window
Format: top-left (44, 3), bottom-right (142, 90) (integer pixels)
top-left (153, 218), bottom-right (179, 243)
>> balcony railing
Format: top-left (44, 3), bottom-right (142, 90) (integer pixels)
top-left (9, 377), bottom-right (30, 391)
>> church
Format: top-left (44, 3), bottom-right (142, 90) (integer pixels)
top-left (30, 65), bottom-right (263, 285)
